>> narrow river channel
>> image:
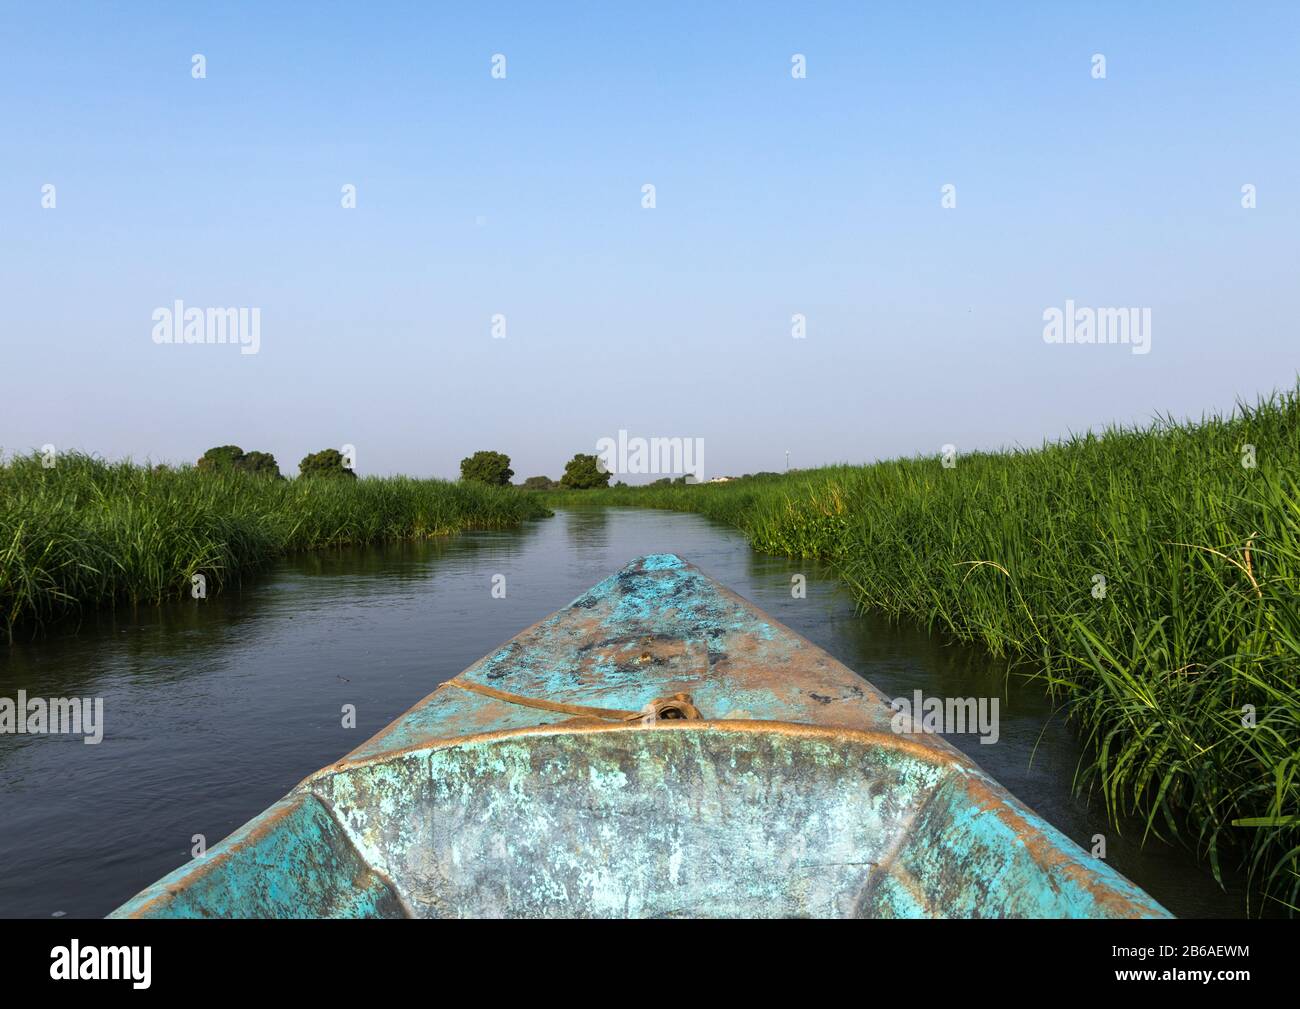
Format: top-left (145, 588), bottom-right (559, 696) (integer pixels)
top-left (0, 508), bottom-right (1250, 917)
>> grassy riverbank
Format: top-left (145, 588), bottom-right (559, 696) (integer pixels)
top-left (554, 390), bottom-right (1300, 913)
top-left (0, 453), bottom-right (551, 637)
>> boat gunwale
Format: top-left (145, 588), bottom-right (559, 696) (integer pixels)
top-left (297, 709), bottom-right (973, 789)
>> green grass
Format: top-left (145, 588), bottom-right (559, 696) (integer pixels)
top-left (553, 390), bottom-right (1300, 914)
top-left (0, 453), bottom-right (551, 637)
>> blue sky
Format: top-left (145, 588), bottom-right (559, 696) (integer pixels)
top-left (3, 2), bottom-right (1298, 479)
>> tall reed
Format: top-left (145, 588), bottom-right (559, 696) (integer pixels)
top-left (0, 454), bottom-right (550, 637)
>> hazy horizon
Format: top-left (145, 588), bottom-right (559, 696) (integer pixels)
top-left (4, 384), bottom-right (1298, 484)
top-left (5, 3), bottom-right (1298, 480)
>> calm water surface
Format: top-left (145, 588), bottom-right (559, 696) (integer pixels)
top-left (0, 508), bottom-right (1249, 917)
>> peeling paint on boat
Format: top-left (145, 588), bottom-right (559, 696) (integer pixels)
top-left (109, 554), bottom-right (1171, 919)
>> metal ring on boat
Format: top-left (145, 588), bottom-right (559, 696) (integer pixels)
top-left (447, 678), bottom-right (701, 725)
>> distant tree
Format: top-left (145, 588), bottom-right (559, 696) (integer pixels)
top-left (460, 450), bottom-right (514, 486)
top-left (614, 480), bottom-right (628, 488)
top-left (197, 445), bottom-right (245, 472)
top-left (197, 445), bottom-right (282, 478)
top-left (650, 477), bottom-right (671, 487)
top-left (521, 475), bottom-right (555, 491)
top-left (236, 451), bottom-right (282, 479)
top-left (299, 448), bottom-right (356, 479)
top-left (561, 453), bottom-right (611, 489)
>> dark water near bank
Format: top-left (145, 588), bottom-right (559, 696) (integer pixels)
top-left (0, 508), bottom-right (1252, 918)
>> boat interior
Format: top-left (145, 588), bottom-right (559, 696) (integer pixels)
top-left (121, 722), bottom-right (1160, 918)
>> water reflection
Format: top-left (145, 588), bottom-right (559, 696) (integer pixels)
top-left (563, 505), bottom-right (610, 551)
top-left (0, 508), bottom-right (1250, 918)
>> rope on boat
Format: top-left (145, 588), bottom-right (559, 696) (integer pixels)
top-left (447, 679), bottom-right (701, 724)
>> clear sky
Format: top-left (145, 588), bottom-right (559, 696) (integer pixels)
top-left (3, 2), bottom-right (1297, 480)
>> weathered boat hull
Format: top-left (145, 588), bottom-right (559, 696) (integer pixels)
top-left (110, 554), bottom-right (1171, 918)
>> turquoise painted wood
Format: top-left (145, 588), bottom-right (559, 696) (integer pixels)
top-left (110, 555), bottom-right (1172, 919)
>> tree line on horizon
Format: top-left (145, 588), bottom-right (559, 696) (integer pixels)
top-left (196, 445), bottom-right (356, 480)
top-left (189, 445), bottom-right (634, 489)
top-left (459, 450), bottom-right (614, 490)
